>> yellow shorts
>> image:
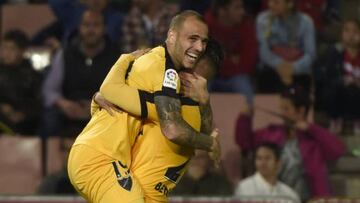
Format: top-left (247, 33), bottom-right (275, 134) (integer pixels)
top-left (68, 144), bottom-right (144, 203)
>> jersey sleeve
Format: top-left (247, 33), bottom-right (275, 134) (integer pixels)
top-left (153, 67), bottom-right (181, 99)
top-left (100, 54), bottom-right (147, 118)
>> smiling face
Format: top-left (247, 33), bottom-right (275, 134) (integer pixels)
top-left (167, 16), bottom-right (208, 70)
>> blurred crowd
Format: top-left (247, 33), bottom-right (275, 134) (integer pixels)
top-left (0, 0), bottom-right (358, 202)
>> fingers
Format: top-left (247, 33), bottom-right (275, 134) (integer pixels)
top-left (211, 128), bottom-right (219, 138)
top-left (103, 105), bottom-right (114, 116)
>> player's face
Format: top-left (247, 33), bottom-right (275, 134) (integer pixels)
top-left (80, 11), bottom-right (105, 47)
top-left (194, 57), bottom-right (216, 81)
top-left (173, 17), bottom-right (208, 69)
top-left (268, 0), bottom-right (292, 16)
top-left (342, 21), bottom-right (360, 48)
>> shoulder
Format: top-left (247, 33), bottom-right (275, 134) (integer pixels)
top-left (256, 11), bottom-right (271, 25)
top-left (277, 182), bottom-right (300, 201)
top-left (235, 176), bottom-right (255, 195)
top-left (297, 12), bottom-right (314, 28)
top-left (237, 176), bottom-right (255, 188)
top-left (133, 46), bottom-right (165, 71)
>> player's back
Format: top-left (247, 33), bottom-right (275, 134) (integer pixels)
top-left (73, 105), bottom-right (142, 165)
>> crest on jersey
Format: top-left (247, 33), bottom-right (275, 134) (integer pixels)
top-left (163, 69), bottom-right (178, 90)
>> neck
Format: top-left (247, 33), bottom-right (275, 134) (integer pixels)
top-left (80, 40), bottom-right (105, 58)
top-left (261, 173), bottom-right (277, 186)
top-left (165, 41), bottom-right (181, 70)
top-left (277, 10), bottom-right (293, 19)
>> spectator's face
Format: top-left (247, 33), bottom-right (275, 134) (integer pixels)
top-left (280, 97), bottom-right (300, 122)
top-left (0, 41), bottom-right (23, 66)
top-left (342, 21), bottom-right (360, 48)
top-left (280, 97), bottom-right (306, 123)
top-left (84, 0), bottom-right (108, 12)
top-left (268, 0), bottom-right (293, 16)
top-left (170, 17), bottom-right (208, 69)
top-left (225, 0), bottom-right (245, 25)
top-left (255, 146), bottom-right (280, 178)
top-left (79, 11), bottom-right (105, 47)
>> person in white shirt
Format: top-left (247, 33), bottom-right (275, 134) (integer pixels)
top-left (235, 142), bottom-right (300, 203)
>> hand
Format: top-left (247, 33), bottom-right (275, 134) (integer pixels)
top-left (208, 128), bottom-right (221, 168)
top-left (130, 48), bottom-right (151, 59)
top-left (179, 72), bottom-right (209, 105)
top-left (277, 62), bottom-right (294, 85)
top-left (295, 120), bottom-right (309, 131)
top-left (0, 104), bottom-right (25, 123)
top-left (94, 92), bottom-right (122, 116)
top-left (56, 98), bottom-right (84, 119)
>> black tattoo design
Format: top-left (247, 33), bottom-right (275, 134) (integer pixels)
top-left (155, 95), bottom-right (213, 151)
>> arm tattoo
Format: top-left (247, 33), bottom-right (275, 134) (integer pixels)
top-left (155, 95), bottom-right (213, 151)
top-left (199, 101), bottom-right (213, 134)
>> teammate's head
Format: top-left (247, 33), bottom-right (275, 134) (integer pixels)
top-left (1, 30), bottom-right (29, 66)
top-left (166, 10), bottom-right (209, 70)
top-left (255, 142), bottom-right (282, 179)
top-left (79, 10), bottom-right (105, 48)
top-left (194, 38), bottom-right (224, 81)
top-left (342, 19), bottom-right (360, 49)
top-left (213, 0), bottom-right (245, 25)
top-left (268, 0), bottom-right (296, 17)
top-left (280, 84), bottom-right (311, 122)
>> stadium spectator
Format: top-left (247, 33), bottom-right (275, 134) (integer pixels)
top-left (41, 10), bottom-right (119, 138)
top-left (121, 0), bottom-right (178, 52)
top-left (256, 0), bottom-right (316, 93)
top-left (315, 19), bottom-right (360, 134)
top-left (0, 30), bottom-right (42, 135)
top-left (171, 150), bottom-right (233, 196)
top-left (204, 0), bottom-right (257, 103)
top-left (235, 142), bottom-right (300, 203)
top-left (235, 84), bottom-right (346, 201)
top-left (179, 0), bottom-right (211, 15)
top-left (48, 0), bottom-right (123, 44)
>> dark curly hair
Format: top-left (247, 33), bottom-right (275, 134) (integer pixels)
top-left (3, 30), bottom-right (29, 50)
top-left (203, 37), bottom-right (224, 71)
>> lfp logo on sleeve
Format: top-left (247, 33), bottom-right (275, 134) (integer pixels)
top-left (163, 69), bottom-right (178, 90)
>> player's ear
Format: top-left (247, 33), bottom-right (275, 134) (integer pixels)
top-left (167, 29), bottom-right (177, 44)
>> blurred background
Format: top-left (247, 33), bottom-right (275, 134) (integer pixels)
top-left (0, 0), bottom-right (360, 202)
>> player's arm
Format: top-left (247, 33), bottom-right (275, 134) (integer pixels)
top-left (155, 95), bottom-right (217, 152)
top-left (179, 72), bottom-right (213, 134)
top-left (99, 49), bottom-right (150, 118)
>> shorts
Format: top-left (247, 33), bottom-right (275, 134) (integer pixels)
top-left (68, 144), bottom-right (144, 203)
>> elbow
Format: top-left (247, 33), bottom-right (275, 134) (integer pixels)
top-left (160, 123), bottom-right (181, 142)
top-left (99, 83), bottom-right (111, 98)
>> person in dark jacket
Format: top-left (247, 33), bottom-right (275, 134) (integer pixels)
top-left (315, 19), bottom-right (360, 134)
top-left (0, 30), bottom-right (42, 135)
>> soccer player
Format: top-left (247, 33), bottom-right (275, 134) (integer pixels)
top-left (93, 38), bottom-right (223, 202)
top-left (67, 10), bottom-right (220, 203)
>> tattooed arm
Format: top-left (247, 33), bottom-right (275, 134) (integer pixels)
top-left (155, 95), bottom-right (217, 151)
top-left (179, 72), bottom-right (213, 134)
